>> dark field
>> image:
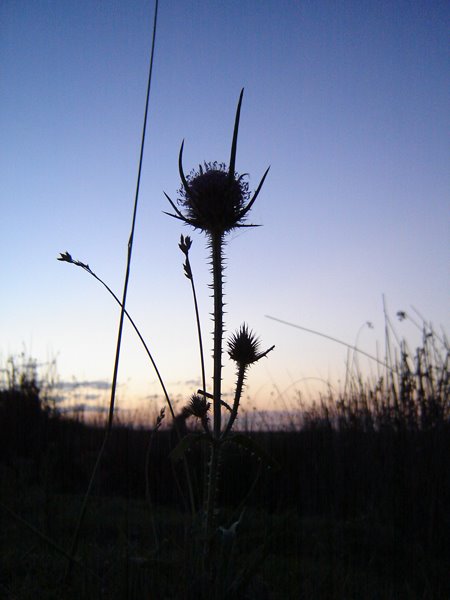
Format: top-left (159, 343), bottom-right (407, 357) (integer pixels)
top-left (1, 360), bottom-right (449, 599)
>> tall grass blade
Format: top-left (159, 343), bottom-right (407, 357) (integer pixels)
top-left (64, 0), bottom-right (160, 581)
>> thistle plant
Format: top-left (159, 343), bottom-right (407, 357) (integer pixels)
top-left (165, 89), bottom-right (270, 437)
top-left (165, 89), bottom-right (275, 572)
top-left (57, 88), bottom-right (275, 596)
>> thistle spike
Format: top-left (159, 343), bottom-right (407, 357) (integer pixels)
top-left (228, 88), bottom-right (244, 182)
top-left (163, 192), bottom-right (187, 221)
top-left (178, 140), bottom-right (191, 196)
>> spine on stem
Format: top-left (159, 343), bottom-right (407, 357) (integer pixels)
top-left (210, 231), bottom-right (225, 439)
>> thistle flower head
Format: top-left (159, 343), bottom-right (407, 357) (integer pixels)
top-left (176, 161), bottom-right (250, 234)
top-left (228, 324), bottom-right (275, 367)
top-left (164, 89), bottom-right (270, 235)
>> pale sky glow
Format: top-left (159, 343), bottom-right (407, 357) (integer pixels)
top-left (1, 1), bottom-right (448, 420)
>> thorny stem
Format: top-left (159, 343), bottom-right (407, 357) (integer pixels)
top-left (223, 363), bottom-right (247, 439)
top-left (203, 440), bottom-right (221, 559)
top-left (211, 231), bottom-right (225, 438)
top-left (202, 231), bottom-right (225, 563)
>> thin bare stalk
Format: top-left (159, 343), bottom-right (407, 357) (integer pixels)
top-left (179, 236), bottom-right (207, 426)
top-left (145, 407), bottom-right (165, 550)
top-left (189, 260), bottom-right (207, 410)
top-left (64, 0), bottom-right (159, 581)
top-left (59, 256), bottom-right (197, 519)
top-left (266, 314), bottom-right (395, 373)
top-left (59, 257), bottom-right (177, 423)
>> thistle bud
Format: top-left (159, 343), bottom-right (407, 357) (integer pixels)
top-left (228, 324), bottom-right (274, 367)
top-left (184, 394), bottom-right (211, 421)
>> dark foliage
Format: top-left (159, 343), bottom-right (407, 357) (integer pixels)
top-left (1, 350), bottom-right (449, 597)
top-left (1, 374), bottom-right (449, 547)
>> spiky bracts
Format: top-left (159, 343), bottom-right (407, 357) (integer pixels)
top-left (183, 394), bottom-right (211, 431)
top-left (164, 89), bottom-right (270, 236)
top-left (175, 161), bottom-right (251, 234)
top-left (228, 324), bottom-right (274, 366)
top-left (224, 325), bottom-right (275, 437)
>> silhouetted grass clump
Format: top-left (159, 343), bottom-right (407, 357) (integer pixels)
top-left (0, 356), bottom-right (58, 480)
top-left (303, 333), bottom-right (449, 434)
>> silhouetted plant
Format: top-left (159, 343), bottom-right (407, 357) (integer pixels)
top-left (163, 89), bottom-right (275, 592)
top-left (55, 90), bottom-right (275, 597)
top-left (0, 355), bottom-right (58, 463)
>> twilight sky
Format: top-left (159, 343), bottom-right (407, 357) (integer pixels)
top-left (1, 1), bottom-right (448, 420)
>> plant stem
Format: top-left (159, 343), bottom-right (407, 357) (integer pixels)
top-left (68, 261), bottom-right (197, 516)
top-left (202, 230), bottom-right (225, 567)
top-left (223, 363), bottom-right (246, 439)
top-left (82, 265), bottom-right (178, 425)
top-left (185, 253), bottom-right (208, 427)
top-left (191, 278), bottom-right (207, 409)
top-left (210, 231), bottom-right (224, 438)
top-left (64, 1), bottom-right (159, 581)
top-left (203, 440), bottom-right (220, 559)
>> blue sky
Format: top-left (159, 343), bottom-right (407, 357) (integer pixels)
top-left (1, 1), bottom-right (448, 419)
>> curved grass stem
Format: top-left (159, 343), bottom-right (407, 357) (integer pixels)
top-left (179, 236), bottom-right (208, 431)
top-left (66, 260), bottom-right (177, 424)
top-left (189, 267), bottom-right (207, 415)
top-left (59, 257), bottom-right (197, 518)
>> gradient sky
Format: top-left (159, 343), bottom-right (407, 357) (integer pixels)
top-left (1, 1), bottom-right (448, 419)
